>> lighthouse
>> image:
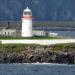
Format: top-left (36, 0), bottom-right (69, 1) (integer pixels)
top-left (21, 7), bottom-right (33, 37)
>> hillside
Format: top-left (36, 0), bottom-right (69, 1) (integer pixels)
top-left (0, 0), bottom-right (75, 21)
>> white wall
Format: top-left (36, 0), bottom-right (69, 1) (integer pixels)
top-left (1, 39), bottom-right (75, 45)
top-left (22, 19), bottom-right (32, 37)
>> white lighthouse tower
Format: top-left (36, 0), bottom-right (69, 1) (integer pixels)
top-left (21, 7), bottom-right (33, 37)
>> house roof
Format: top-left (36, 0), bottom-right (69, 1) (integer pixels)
top-left (0, 21), bottom-right (21, 30)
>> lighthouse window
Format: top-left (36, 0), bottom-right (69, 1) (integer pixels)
top-left (7, 32), bottom-right (9, 35)
top-left (5, 32), bottom-right (6, 35)
top-left (24, 12), bottom-right (31, 15)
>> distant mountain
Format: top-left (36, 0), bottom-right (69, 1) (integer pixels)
top-left (0, 0), bottom-right (75, 21)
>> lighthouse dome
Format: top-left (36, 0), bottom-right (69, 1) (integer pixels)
top-left (24, 7), bottom-right (31, 12)
top-left (23, 7), bottom-right (32, 16)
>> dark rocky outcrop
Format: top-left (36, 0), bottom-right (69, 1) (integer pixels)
top-left (0, 44), bottom-right (75, 64)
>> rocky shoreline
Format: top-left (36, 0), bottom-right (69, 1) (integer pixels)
top-left (0, 44), bottom-right (75, 64)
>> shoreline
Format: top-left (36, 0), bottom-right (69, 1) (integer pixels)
top-left (0, 63), bottom-right (73, 66)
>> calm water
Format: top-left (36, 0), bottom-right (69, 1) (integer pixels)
top-left (0, 63), bottom-right (75, 75)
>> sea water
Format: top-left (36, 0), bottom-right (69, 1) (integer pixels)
top-left (0, 63), bottom-right (75, 75)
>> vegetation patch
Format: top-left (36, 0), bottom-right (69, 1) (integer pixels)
top-left (0, 43), bottom-right (75, 52)
top-left (0, 36), bottom-right (64, 40)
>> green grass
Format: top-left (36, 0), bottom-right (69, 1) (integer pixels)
top-left (0, 36), bottom-right (64, 40)
top-left (0, 43), bottom-right (75, 53)
top-left (50, 43), bottom-right (75, 51)
top-left (0, 44), bottom-right (30, 53)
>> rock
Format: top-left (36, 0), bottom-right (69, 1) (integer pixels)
top-left (0, 44), bottom-right (75, 64)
